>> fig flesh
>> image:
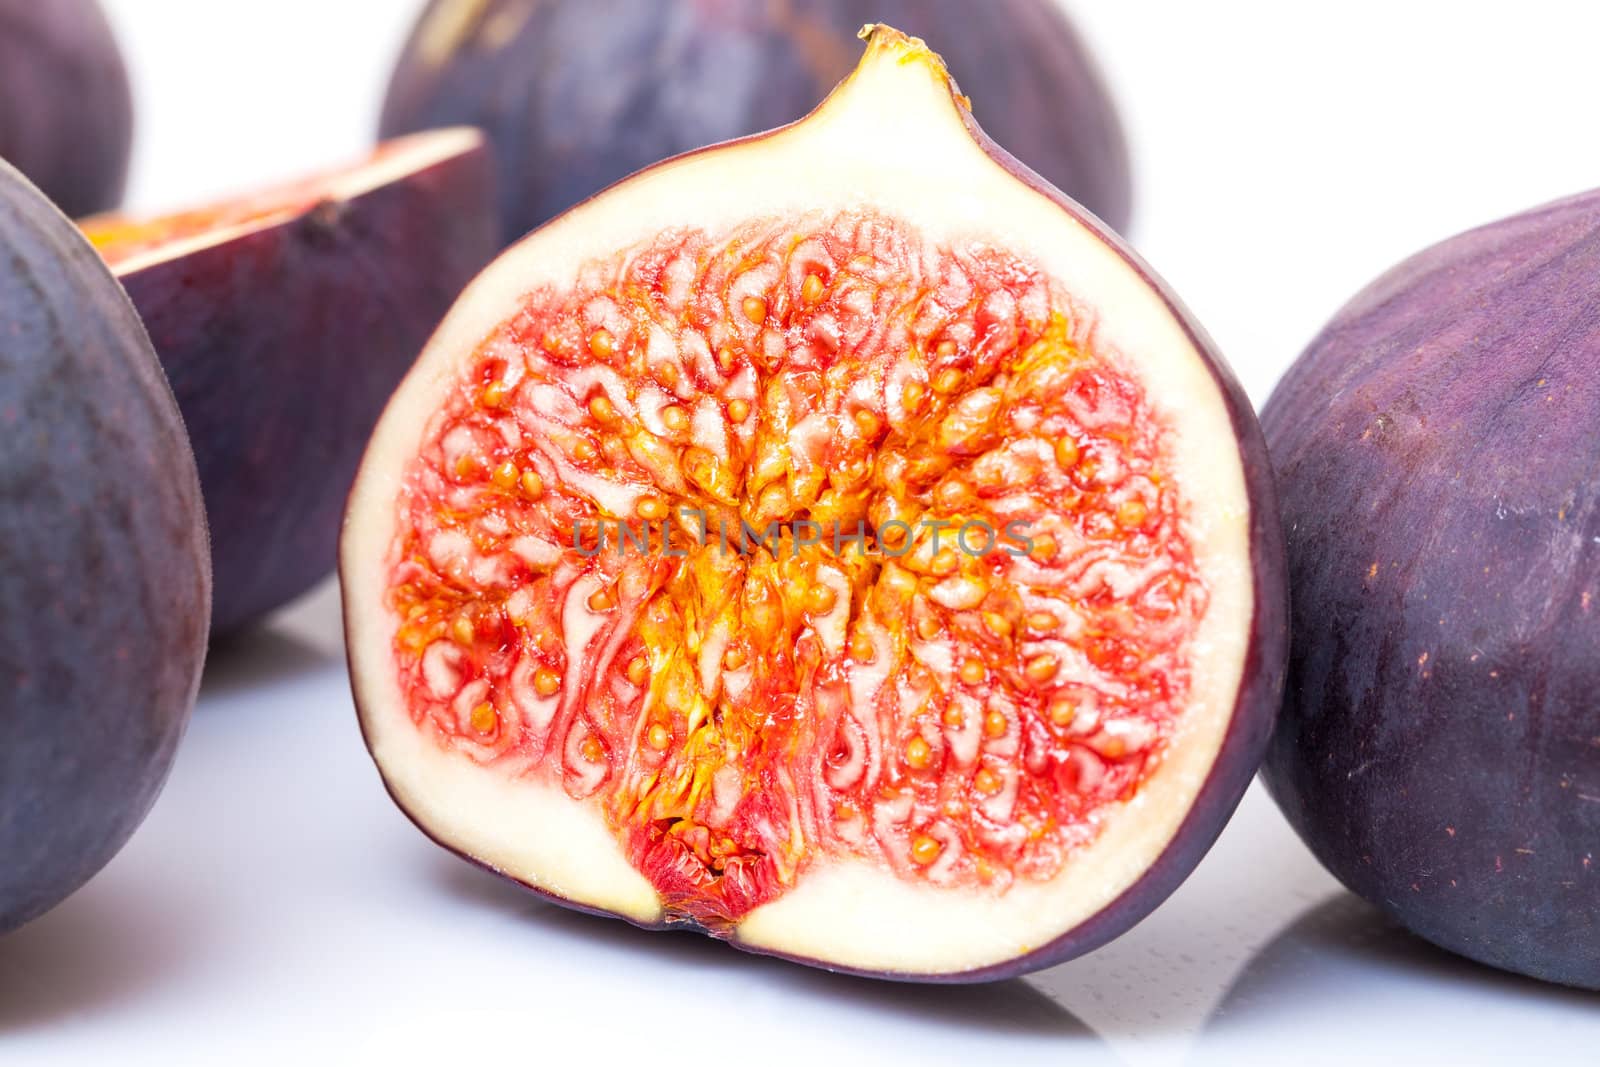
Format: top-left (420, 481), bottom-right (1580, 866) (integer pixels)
top-left (380, 0), bottom-right (1132, 245)
top-left (0, 160), bottom-right (210, 933)
top-left (0, 0), bottom-right (132, 218)
top-left (82, 130), bottom-right (498, 635)
top-left (1263, 189), bottom-right (1600, 991)
top-left (344, 27), bottom-right (1284, 980)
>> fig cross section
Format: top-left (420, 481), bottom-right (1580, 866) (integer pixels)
top-left (343, 26), bottom-right (1286, 981)
top-left (388, 207), bottom-right (1208, 926)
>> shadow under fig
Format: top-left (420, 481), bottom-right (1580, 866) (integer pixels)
top-left (1210, 892), bottom-right (1599, 1030)
top-left (0, 877), bottom-right (201, 1034)
top-left (432, 855), bottom-right (1107, 1044)
top-left (200, 625), bottom-right (341, 701)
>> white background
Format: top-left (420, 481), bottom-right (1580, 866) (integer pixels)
top-left (4, 1), bottom-right (1598, 1064)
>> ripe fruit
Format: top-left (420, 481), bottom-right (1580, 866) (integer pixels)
top-left (380, 0), bottom-right (1131, 245)
top-left (1263, 190), bottom-right (1600, 991)
top-left (0, 161), bottom-right (210, 932)
top-left (81, 130), bottom-right (497, 634)
top-left (0, 0), bottom-right (132, 217)
top-left (344, 26), bottom-right (1285, 980)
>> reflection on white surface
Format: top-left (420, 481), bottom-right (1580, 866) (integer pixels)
top-left (2, 583), bottom-right (1594, 1065)
top-left (1203, 896), bottom-right (1600, 1064)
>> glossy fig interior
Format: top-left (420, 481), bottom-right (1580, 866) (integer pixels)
top-left (344, 27), bottom-right (1282, 979)
top-left (390, 209), bottom-right (1211, 919)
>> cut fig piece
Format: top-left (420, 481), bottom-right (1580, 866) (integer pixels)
top-left (0, 0), bottom-right (132, 218)
top-left (1263, 188), bottom-right (1600, 991)
top-left (344, 26), bottom-right (1286, 980)
top-left (381, 0), bottom-right (1132, 245)
top-left (0, 159), bottom-right (210, 933)
top-left (82, 130), bottom-right (498, 635)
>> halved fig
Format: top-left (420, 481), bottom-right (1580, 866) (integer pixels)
top-left (343, 27), bottom-right (1286, 980)
top-left (82, 130), bottom-right (497, 634)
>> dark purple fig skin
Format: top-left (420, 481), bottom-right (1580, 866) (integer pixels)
top-left (0, 0), bottom-right (132, 218)
top-left (118, 141), bottom-right (497, 636)
top-left (353, 44), bottom-right (1285, 981)
top-left (379, 0), bottom-right (1131, 247)
top-left (1261, 189), bottom-right (1600, 991)
top-left (0, 161), bottom-right (210, 934)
